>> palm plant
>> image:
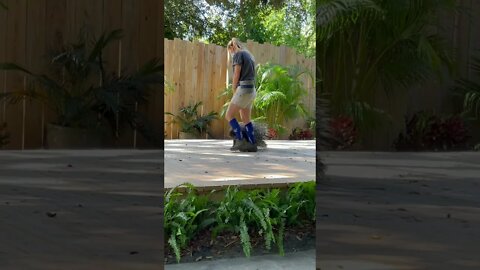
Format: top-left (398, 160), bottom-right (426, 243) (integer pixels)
top-left (165, 101), bottom-right (218, 136)
top-left (317, 0), bottom-right (455, 139)
top-left (454, 55), bottom-right (480, 149)
top-left (454, 56), bottom-right (480, 119)
top-left (219, 63), bottom-right (311, 135)
top-left (0, 29), bottom-right (163, 144)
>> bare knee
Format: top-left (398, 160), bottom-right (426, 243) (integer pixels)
top-left (225, 113), bottom-right (232, 122)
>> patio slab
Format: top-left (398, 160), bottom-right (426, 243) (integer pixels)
top-left (164, 140), bottom-right (315, 189)
top-left (0, 150), bottom-right (163, 270)
top-left (318, 151), bottom-right (480, 270)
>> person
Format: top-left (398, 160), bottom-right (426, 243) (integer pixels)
top-left (225, 38), bottom-right (257, 152)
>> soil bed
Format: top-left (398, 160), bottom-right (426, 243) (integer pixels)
top-left (165, 222), bottom-right (315, 264)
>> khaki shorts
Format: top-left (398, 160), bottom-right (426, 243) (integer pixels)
top-left (230, 85), bottom-right (256, 109)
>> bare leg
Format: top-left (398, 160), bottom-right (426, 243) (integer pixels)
top-left (225, 102), bottom-right (241, 122)
top-left (239, 107), bottom-right (251, 124)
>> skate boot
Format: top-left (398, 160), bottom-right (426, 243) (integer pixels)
top-left (230, 138), bottom-right (246, 151)
top-left (239, 141), bottom-right (258, 152)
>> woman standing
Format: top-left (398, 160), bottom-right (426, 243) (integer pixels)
top-left (225, 38), bottom-right (257, 152)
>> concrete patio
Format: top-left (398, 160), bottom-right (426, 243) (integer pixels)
top-left (318, 151), bottom-right (480, 270)
top-left (0, 150), bottom-right (163, 270)
top-left (164, 140), bottom-right (315, 189)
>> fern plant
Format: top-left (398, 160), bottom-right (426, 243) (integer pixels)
top-left (164, 183), bottom-right (214, 263)
top-left (212, 186), bottom-right (253, 257)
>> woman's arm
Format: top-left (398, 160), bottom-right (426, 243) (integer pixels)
top-left (233, 64), bottom-right (241, 91)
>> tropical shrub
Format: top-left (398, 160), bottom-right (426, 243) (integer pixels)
top-left (394, 111), bottom-right (469, 151)
top-left (454, 55), bottom-right (480, 120)
top-left (219, 63), bottom-right (312, 135)
top-left (165, 101), bottom-right (218, 136)
top-left (253, 63), bottom-right (311, 134)
top-left (0, 29), bottom-right (163, 144)
top-left (318, 0), bottom-right (454, 138)
top-left (289, 127), bottom-right (314, 140)
top-left (329, 115), bottom-right (358, 150)
top-left (453, 54), bottom-right (480, 149)
top-left (266, 127), bottom-right (279, 139)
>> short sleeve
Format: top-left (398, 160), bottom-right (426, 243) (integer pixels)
top-left (232, 51), bottom-right (243, 66)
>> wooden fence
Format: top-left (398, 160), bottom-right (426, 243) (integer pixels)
top-left (164, 39), bottom-right (316, 139)
top-left (0, 0), bottom-right (163, 149)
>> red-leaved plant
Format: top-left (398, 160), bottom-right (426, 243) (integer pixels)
top-left (267, 128), bottom-right (278, 139)
top-left (329, 116), bottom-right (357, 150)
top-left (289, 128), bottom-right (314, 140)
top-left (394, 111), bottom-right (469, 151)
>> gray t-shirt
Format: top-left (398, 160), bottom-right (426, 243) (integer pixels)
top-left (232, 50), bottom-right (255, 82)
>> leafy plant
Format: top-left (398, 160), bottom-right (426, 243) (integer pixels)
top-left (0, 122), bottom-right (9, 147)
top-left (219, 63), bottom-right (312, 135)
top-left (165, 101), bottom-right (218, 136)
top-left (164, 183), bottom-right (214, 263)
top-left (213, 187), bottom-right (291, 257)
top-left (289, 127), bottom-right (314, 140)
top-left (0, 29), bottom-right (163, 144)
top-left (286, 181), bottom-right (315, 224)
top-left (454, 56), bottom-right (480, 120)
top-left (394, 111), bottom-right (469, 151)
top-left (266, 127), bottom-right (278, 139)
top-left (329, 115), bottom-right (358, 150)
top-left (164, 181), bottom-right (316, 262)
top-left (254, 63), bottom-right (311, 134)
top-left (318, 0), bottom-right (455, 138)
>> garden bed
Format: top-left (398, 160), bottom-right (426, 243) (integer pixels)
top-left (164, 181), bottom-right (315, 264)
top-left (165, 221), bottom-right (314, 264)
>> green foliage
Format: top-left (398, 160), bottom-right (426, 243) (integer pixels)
top-left (318, 0), bottom-right (455, 138)
top-left (164, 0), bottom-right (210, 40)
top-left (0, 29), bottom-right (163, 144)
top-left (219, 63), bottom-right (311, 135)
top-left (165, 0), bottom-right (315, 57)
top-left (0, 2), bottom-right (6, 10)
top-left (165, 101), bottom-right (218, 135)
top-left (164, 181), bottom-right (315, 262)
top-left (286, 181), bottom-right (316, 224)
top-left (164, 183), bottom-right (215, 263)
top-left (454, 56), bottom-right (480, 120)
top-left (254, 63), bottom-right (311, 134)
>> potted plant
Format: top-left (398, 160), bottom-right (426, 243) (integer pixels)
top-left (165, 101), bottom-right (218, 139)
top-left (0, 29), bottom-right (162, 148)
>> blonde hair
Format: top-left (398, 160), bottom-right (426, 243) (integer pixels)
top-left (227, 38), bottom-right (255, 62)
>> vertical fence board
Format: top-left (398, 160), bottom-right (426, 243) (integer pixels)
top-left (0, 3), bottom-right (7, 128)
top-left (24, 0), bottom-right (46, 149)
top-left (137, 0), bottom-right (158, 148)
top-left (4, 0), bottom-right (27, 149)
top-left (163, 38), bottom-right (316, 139)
